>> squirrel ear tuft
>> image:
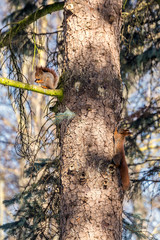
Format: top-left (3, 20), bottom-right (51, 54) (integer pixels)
top-left (114, 127), bottom-right (118, 133)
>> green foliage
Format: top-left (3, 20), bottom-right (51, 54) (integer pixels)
top-left (121, 0), bottom-right (160, 81)
top-left (123, 211), bottom-right (158, 240)
top-left (3, 195), bottom-right (21, 207)
top-left (1, 158), bottom-right (60, 239)
top-left (0, 2), bottom-right (64, 49)
top-left (120, 0), bottom-right (160, 187)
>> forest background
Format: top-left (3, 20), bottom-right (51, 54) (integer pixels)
top-left (0, 0), bottom-right (160, 239)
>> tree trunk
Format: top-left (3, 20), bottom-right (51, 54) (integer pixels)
top-left (60, 0), bottom-right (123, 239)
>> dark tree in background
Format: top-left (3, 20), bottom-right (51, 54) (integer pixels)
top-left (0, 0), bottom-right (159, 240)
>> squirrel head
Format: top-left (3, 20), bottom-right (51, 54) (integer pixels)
top-left (35, 66), bottom-right (43, 73)
top-left (118, 129), bottom-right (132, 137)
top-left (35, 66), bottom-right (44, 82)
top-left (114, 127), bottom-right (132, 138)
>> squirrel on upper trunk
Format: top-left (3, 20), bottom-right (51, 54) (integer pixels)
top-left (113, 127), bottom-right (132, 191)
top-left (35, 66), bottom-right (59, 89)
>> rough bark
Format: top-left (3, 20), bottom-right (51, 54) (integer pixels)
top-left (60, 0), bottom-right (123, 239)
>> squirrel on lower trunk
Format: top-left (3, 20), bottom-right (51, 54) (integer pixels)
top-left (113, 127), bottom-right (132, 191)
top-left (35, 66), bottom-right (59, 89)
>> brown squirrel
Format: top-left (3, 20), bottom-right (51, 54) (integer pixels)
top-left (35, 66), bottom-right (59, 89)
top-left (113, 127), bottom-right (132, 191)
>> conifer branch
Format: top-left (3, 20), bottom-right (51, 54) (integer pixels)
top-left (0, 2), bottom-right (64, 48)
top-left (122, 0), bottom-right (155, 19)
top-left (0, 76), bottom-right (63, 97)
